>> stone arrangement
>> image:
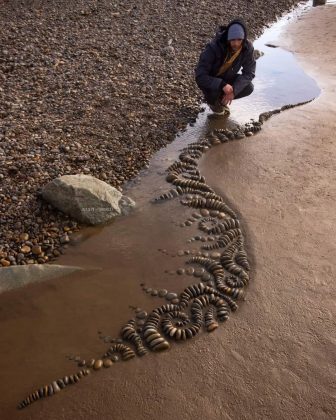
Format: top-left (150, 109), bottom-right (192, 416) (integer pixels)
top-left (17, 101), bottom-right (312, 409)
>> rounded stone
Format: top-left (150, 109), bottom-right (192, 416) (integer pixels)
top-left (210, 252), bottom-right (221, 259)
top-left (136, 311), bottom-right (147, 320)
top-left (151, 289), bottom-right (158, 296)
top-left (31, 245), bottom-right (42, 255)
top-left (0, 259), bottom-right (10, 267)
top-left (166, 292), bottom-right (178, 301)
top-left (201, 272), bottom-right (212, 282)
top-left (19, 233), bottom-right (29, 241)
top-left (171, 298), bottom-right (180, 305)
top-left (194, 268), bottom-right (205, 277)
top-left (218, 212), bottom-right (226, 219)
top-left (177, 250), bottom-right (185, 257)
top-left (186, 267), bottom-right (194, 275)
top-left (158, 289), bottom-right (168, 297)
top-left (200, 209), bottom-right (210, 217)
top-left (145, 287), bottom-right (153, 294)
top-left (20, 245), bottom-right (31, 254)
top-left (103, 359), bottom-right (113, 368)
top-left (93, 359), bottom-right (103, 370)
top-left (176, 268), bottom-right (185, 275)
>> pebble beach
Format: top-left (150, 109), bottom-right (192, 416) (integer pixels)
top-left (0, 0), bottom-right (300, 267)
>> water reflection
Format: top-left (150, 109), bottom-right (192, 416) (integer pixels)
top-left (224, 1), bottom-right (320, 124)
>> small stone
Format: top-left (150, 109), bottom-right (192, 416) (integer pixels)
top-left (87, 359), bottom-right (95, 368)
top-left (31, 245), bottom-right (42, 255)
top-left (110, 355), bottom-right (119, 362)
top-left (137, 319), bottom-right (145, 327)
top-left (74, 356), bottom-right (81, 362)
top-left (185, 220), bottom-right (192, 226)
top-left (103, 359), bottom-right (113, 368)
top-left (93, 359), bottom-right (103, 370)
top-left (177, 250), bottom-right (185, 257)
top-left (210, 252), bottom-right (221, 259)
top-left (145, 287), bottom-right (152, 294)
top-left (0, 259), bottom-right (10, 267)
top-left (209, 210), bottom-right (219, 217)
top-left (166, 292), bottom-right (178, 301)
top-left (19, 233), bottom-right (29, 241)
top-left (20, 245), bottom-right (31, 254)
top-left (245, 131), bottom-right (253, 137)
top-left (16, 253), bottom-right (25, 262)
top-left (192, 212), bottom-right (202, 219)
top-left (207, 322), bottom-right (219, 332)
top-left (201, 272), bottom-right (212, 282)
top-left (186, 267), bottom-right (194, 275)
top-left (52, 381), bottom-right (61, 393)
top-left (200, 209), bottom-right (210, 217)
top-left (151, 289), bottom-right (158, 296)
top-left (158, 289), bottom-right (168, 297)
top-left (136, 311), bottom-right (147, 320)
top-left (176, 268), bottom-right (185, 275)
top-left (78, 360), bottom-right (86, 367)
top-left (171, 298), bottom-right (179, 305)
top-left (194, 268), bottom-right (205, 277)
top-left (218, 212), bottom-right (226, 219)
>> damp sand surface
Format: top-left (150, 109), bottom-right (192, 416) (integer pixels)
top-left (1, 4), bottom-right (336, 420)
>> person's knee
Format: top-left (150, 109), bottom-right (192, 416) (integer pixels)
top-left (246, 82), bottom-right (254, 96)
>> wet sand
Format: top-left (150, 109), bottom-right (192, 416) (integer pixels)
top-left (0, 3), bottom-right (336, 420)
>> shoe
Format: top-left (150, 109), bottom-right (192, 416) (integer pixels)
top-left (208, 105), bottom-right (230, 119)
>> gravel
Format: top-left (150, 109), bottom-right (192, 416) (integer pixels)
top-left (0, 0), bottom-right (300, 267)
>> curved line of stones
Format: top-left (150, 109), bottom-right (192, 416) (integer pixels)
top-left (17, 102), bottom-right (311, 409)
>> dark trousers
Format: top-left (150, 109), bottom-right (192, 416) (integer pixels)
top-left (208, 77), bottom-right (254, 113)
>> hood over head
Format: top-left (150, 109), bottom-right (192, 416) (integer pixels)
top-left (216, 18), bottom-right (249, 45)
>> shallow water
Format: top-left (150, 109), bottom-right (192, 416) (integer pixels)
top-left (0, 1), bottom-right (324, 416)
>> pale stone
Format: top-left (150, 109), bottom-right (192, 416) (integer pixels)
top-left (42, 175), bottom-right (134, 225)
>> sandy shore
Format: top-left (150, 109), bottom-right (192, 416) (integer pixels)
top-left (0, 2), bottom-right (335, 420)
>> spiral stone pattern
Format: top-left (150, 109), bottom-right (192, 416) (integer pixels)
top-left (17, 105), bottom-right (311, 409)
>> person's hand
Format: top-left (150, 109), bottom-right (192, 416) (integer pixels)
top-left (223, 84), bottom-right (233, 95)
top-left (222, 84), bottom-right (234, 105)
top-left (222, 92), bottom-right (234, 106)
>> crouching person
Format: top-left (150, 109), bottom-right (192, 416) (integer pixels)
top-left (195, 19), bottom-right (256, 116)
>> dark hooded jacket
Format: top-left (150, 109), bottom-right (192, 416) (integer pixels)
top-left (195, 19), bottom-right (256, 104)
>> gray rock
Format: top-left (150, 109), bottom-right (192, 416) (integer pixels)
top-left (0, 264), bottom-right (83, 294)
top-left (118, 195), bottom-right (136, 216)
top-left (42, 175), bottom-right (134, 225)
top-left (254, 49), bottom-right (265, 60)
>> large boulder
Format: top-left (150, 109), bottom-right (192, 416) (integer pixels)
top-left (42, 175), bottom-right (135, 225)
